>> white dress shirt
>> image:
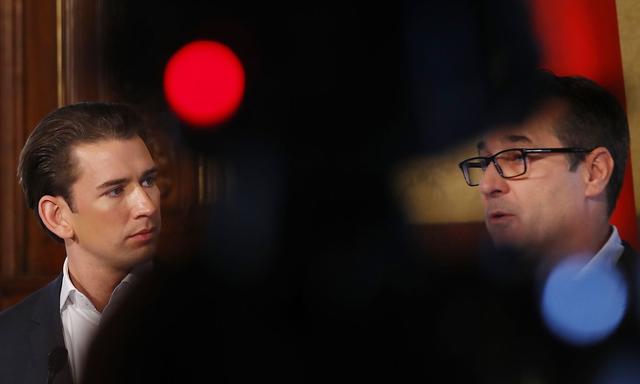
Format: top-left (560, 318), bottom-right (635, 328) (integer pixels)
top-left (582, 225), bottom-right (625, 271)
top-left (59, 258), bottom-right (138, 383)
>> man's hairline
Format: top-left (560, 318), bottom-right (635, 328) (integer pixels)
top-left (476, 100), bottom-right (570, 154)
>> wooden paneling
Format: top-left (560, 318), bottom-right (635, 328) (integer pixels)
top-left (0, 0), bottom-right (62, 306)
top-left (23, 0), bottom-right (66, 277)
top-left (0, 0), bottom-right (24, 278)
top-left (0, 0), bottom-right (63, 280)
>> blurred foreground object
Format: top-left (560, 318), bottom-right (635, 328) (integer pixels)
top-left (84, 1), bottom-right (542, 382)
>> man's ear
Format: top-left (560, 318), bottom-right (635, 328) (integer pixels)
top-left (583, 147), bottom-right (614, 198)
top-left (38, 195), bottom-right (74, 240)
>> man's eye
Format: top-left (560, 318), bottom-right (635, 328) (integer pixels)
top-left (141, 175), bottom-right (157, 188)
top-left (467, 161), bottom-right (488, 171)
top-left (107, 186), bottom-right (124, 197)
top-left (500, 153), bottom-right (524, 162)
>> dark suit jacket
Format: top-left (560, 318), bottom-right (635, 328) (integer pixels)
top-left (618, 241), bottom-right (639, 324)
top-left (0, 274), bottom-right (72, 384)
top-left (409, 239), bottom-right (640, 383)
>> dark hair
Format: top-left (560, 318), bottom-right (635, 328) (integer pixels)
top-left (17, 102), bottom-right (152, 241)
top-left (535, 71), bottom-right (630, 216)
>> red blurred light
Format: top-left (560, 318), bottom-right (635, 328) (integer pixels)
top-left (164, 40), bottom-right (245, 128)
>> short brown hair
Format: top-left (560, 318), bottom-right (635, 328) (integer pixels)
top-left (534, 72), bottom-right (629, 216)
top-left (17, 102), bottom-right (151, 241)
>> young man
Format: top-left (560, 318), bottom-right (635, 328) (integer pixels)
top-left (0, 102), bottom-right (161, 384)
top-left (459, 73), bottom-right (632, 267)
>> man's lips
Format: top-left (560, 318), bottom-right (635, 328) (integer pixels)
top-left (486, 211), bottom-right (515, 223)
top-left (128, 227), bottom-right (157, 240)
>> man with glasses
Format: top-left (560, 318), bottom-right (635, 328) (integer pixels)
top-left (456, 71), bottom-right (640, 383)
top-left (459, 72), bottom-right (633, 266)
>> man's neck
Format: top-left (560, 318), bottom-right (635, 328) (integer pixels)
top-left (66, 256), bottom-right (129, 312)
top-left (538, 222), bottom-right (612, 268)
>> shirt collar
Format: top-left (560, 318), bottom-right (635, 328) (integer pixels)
top-left (59, 258), bottom-right (75, 312)
top-left (59, 258), bottom-right (145, 312)
top-left (582, 225), bottom-right (624, 271)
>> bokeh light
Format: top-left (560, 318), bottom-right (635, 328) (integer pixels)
top-left (540, 256), bottom-right (628, 346)
top-left (164, 40), bottom-right (245, 128)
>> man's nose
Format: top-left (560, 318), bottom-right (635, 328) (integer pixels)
top-left (131, 186), bottom-right (159, 218)
top-left (478, 161), bottom-right (508, 197)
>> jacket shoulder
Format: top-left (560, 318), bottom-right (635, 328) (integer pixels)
top-left (0, 276), bottom-right (62, 333)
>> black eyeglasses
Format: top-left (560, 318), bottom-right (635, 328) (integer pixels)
top-left (458, 147), bottom-right (594, 186)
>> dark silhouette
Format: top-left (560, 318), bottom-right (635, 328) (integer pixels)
top-left (83, 1), bottom-right (552, 383)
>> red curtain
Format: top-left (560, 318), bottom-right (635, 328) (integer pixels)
top-left (531, 0), bottom-right (639, 248)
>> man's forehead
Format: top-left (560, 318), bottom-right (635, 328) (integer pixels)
top-left (71, 136), bottom-right (150, 160)
top-left (477, 101), bottom-right (567, 152)
top-left (477, 129), bottom-right (534, 151)
top-left (70, 137), bottom-right (154, 181)
top-left (71, 135), bottom-right (144, 150)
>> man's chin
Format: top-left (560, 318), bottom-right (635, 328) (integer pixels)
top-left (490, 235), bottom-right (544, 263)
top-left (140, 245), bottom-right (157, 261)
top-left (488, 231), bottom-right (527, 254)
top-left (126, 244), bottom-right (157, 265)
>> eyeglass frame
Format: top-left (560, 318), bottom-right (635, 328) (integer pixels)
top-left (458, 147), bottom-right (595, 186)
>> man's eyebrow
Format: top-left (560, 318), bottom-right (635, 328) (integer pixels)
top-left (504, 134), bottom-right (533, 144)
top-left (96, 177), bottom-right (129, 190)
top-left (141, 167), bottom-right (158, 179)
top-left (96, 167), bottom-right (158, 190)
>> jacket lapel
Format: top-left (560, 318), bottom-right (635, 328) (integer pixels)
top-left (27, 275), bottom-right (73, 383)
